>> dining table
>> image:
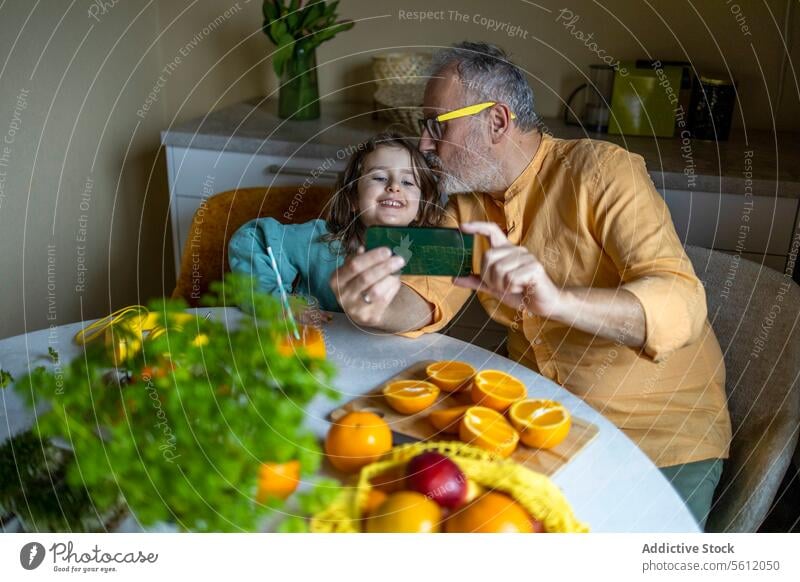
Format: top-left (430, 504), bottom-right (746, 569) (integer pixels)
top-left (0, 307), bottom-right (700, 533)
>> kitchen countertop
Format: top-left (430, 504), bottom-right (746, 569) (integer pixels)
top-left (162, 98), bottom-right (800, 198)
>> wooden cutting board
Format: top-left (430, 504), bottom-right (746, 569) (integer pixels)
top-left (329, 360), bottom-right (599, 477)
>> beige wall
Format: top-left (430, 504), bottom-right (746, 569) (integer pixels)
top-left (0, 0), bottom-right (268, 339)
top-left (324, 0), bottom-right (800, 130)
top-left (0, 1), bottom-right (169, 339)
top-left (1, 0), bottom-right (798, 338)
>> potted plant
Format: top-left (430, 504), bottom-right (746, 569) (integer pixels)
top-left (0, 274), bottom-right (339, 532)
top-left (262, 0), bottom-right (354, 120)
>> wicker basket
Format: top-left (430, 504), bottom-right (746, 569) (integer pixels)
top-left (310, 441), bottom-right (589, 533)
top-left (372, 52), bottom-right (431, 134)
top-left (372, 52), bottom-right (431, 87)
top-left (374, 83), bottom-right (426, 135)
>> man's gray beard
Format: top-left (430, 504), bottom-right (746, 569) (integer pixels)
top-left (424, 132), bottom-right (504, 196)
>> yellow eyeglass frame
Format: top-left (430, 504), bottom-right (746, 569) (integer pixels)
top-left (419, 101), bottom-right (517, 139)
top-left (436, 101), bottom-right (517, 123)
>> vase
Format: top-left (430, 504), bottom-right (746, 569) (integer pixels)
top-left (278, 45), bottom-right (320, 120)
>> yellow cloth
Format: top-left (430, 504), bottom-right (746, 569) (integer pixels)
top-left (401, 134), bottom-right (731, 468)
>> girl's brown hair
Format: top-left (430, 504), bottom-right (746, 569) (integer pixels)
top-left (321, 131), bottom-right (442, 255)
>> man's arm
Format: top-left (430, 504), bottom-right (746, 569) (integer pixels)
top-left (329, 247), bottom-right (434, 332)
top-left (456, 222), bottom-right (646, 348)
top-left (458, 148), bottom-right (707, 361)
top-left (552, 287), bottom-right (645, 346)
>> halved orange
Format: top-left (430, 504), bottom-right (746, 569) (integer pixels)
top-left (428, 405), bottom-right (471, 434)
top-left (471, 370), bottom-right (527, 412)
top-left (256, 460), bottom-right (300, 502)
top-left (459, 406), bottom-right (519, 458)
top-left (277, 325), bottom-right (326, 359)
top-left (426, 360), bottom-right (476, 392)
top-left (509, 399), bottom-right (571, 449)
top-left (383, 380), bottom-right (440, 414)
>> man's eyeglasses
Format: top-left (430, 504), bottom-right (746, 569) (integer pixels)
top-left (418, 101), bottom-right (517, 140)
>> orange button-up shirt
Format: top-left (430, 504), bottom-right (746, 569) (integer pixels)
top-left (402, 134), bottom-right (731, 468)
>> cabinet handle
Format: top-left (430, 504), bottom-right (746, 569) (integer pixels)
top-left (266, 164), bottom-right (339, 181)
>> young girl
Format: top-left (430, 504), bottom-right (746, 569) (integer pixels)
top-left (228, 132), bottom-right (442, 312)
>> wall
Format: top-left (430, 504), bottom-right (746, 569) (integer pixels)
top-left (0, 1), bottom-right (171, 340)
top-left (0, 0), bottom-right (269, 339)
top-left (1, 0), bottom-right (797, 339)
top-left (323, 0), bottom-right (799, 131)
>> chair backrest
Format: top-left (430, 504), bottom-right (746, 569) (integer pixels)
top-left (172, 186), bottom-right (334, 306)
top-left (686, 245), bottom-right (800, 532)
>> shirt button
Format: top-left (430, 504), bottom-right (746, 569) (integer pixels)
top-left (533, 338), bottom-right (543, 345)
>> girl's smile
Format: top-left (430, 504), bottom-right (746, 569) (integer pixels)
top-left (357, 146), bottom-right (422, 227)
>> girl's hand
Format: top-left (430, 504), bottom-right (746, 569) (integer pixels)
top-left (329, 246), bottom-right (406, 327)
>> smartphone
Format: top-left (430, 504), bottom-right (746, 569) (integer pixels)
top-left (365, 226), bottom-right (475, 277)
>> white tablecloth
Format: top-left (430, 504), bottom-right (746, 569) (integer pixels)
top-left (0, 308), bottom-right (699, 532)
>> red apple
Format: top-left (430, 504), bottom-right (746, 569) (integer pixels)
top-left (405, 452), bottom-right (467, 509)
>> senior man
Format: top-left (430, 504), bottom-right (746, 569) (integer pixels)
top-left (330, 42), bottom-right (731, 528)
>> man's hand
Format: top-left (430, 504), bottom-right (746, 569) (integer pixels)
top-left (454, 221), bottom-right (645, 348)
top-left (330, 247), bottom-right (406, 327)
top-left (454, 222), bottom-right (564, 318)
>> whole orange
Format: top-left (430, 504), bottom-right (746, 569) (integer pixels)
top-left (445, 491), bottom-right (534, 533)
top-left (361, 489), bottom-right (388, 517)
top-left (325, 411), bottom-right (392, 473)
top-left (366, 491), bottom-right (442, 533)
top-left (256, 460), bottom-right (300, 502)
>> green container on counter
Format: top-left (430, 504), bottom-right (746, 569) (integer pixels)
top-left (608, 62), bottom-right (683, 138)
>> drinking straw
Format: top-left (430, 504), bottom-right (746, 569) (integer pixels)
top-left (266, 245), bottom-right (301, 340)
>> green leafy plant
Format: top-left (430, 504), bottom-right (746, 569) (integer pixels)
top-left (262, 0), bottom-right (354, 77)
top-left (4, 274), bottom-right (339, 532)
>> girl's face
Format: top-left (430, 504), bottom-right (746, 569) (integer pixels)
top-left (356, 146), bottom-right (422, 228)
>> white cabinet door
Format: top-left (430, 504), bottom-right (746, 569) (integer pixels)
top-left (660, 189), bottom-right (798, 271)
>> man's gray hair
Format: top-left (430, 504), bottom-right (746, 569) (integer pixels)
top-left (429, 41), bottom-right (538, 132)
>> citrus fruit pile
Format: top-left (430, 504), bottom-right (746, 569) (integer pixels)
top-left (363, 450), bottom-right (546, 533)
top-left (382, 363), bottom-right (572, 457)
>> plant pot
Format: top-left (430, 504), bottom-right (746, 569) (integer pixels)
top-left (278, 45), bottom-right (320, 120)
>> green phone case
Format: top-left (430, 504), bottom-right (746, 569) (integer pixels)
top-left (365, 226), bottom-right (475, 277)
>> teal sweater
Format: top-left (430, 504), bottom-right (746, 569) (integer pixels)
top-left (228, 218), bottom-right (344, 312)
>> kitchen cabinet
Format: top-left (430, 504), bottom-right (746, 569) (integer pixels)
top-left (661, 189), bottom-right (799, 273)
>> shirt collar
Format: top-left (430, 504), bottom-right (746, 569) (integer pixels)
top-left (502, 132), bottom-right (553, 203)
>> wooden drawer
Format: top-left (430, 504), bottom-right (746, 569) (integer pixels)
top-left (660, 190), bottom-right (798, 256)
top-left (167, 147), bottom-right (342, 198)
